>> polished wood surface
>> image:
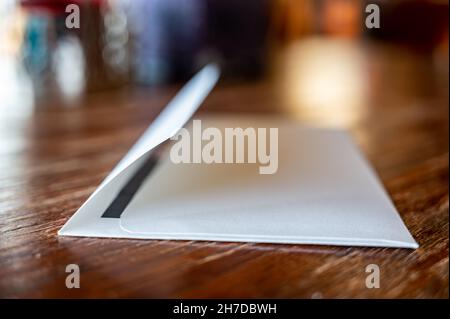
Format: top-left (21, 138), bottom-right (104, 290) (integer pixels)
top-left (0, 44), bottom-right (448, 298)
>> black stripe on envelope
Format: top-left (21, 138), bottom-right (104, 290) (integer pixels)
top-left (101, 155), bottom-right (159, 218)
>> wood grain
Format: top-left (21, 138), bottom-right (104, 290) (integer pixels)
top-left (0, 45), bottom-right (448, 298)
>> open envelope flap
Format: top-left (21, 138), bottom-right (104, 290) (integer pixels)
top-left (58, 64), bottom-right (220, 237)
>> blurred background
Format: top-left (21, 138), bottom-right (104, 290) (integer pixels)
top-left (0, 0), bottom-right (448, 127)
top-left (0, 0), bottom-right (448, 116)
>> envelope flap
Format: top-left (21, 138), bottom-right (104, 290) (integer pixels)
top-left (58, 64), bottom-right (219, 235)
top-left (103, 64), bottom-right (220, 187)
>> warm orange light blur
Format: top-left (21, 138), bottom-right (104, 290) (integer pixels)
top-left (276, 37), bottom-right (368, 127)
top-left (322, 0), bottom-right (362, 38)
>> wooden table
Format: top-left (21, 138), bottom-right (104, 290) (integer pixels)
top-left (0, 43), bottom-right (448, 298)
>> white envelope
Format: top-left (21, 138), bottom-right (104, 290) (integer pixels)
top-left (58, 64), bottom-right (418, 249)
